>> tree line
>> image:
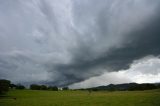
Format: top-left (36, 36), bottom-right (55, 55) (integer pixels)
top-left (0, 79), bottom-right (69, 94)
top-left (1, 79), bottom-right (160, 94)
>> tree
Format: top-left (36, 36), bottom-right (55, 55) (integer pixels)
top-left (157, 84), bottom-right (160, 88)
top-left (52, 86), bottom-right (58, 91)
top-left (16, 84), bottom-right (25, 89)
top-left (0, 79), bottom-right (11, 94)
top-left (10, 84), bottom-right (17, 89)
top-left (30, 84), bottom-right (48, 90)
top-left (129, 84), bottom-right (157, 91)
top-left (62, 87), bottom-right (69, 90)
top-left (30, 84), bottom-right (41, 90)
top-left (48, 86), bottom-right (58, 91)
top-left (40, 85), bottom-right (47, 90)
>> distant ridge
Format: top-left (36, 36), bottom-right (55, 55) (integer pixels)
top-left (79, 83), bottom-right (160, 91)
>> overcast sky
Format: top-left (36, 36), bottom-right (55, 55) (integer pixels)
top-left (0, 0), bottom-right (160, 88)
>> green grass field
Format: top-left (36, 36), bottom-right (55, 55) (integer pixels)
top-left (0, 89), bottom-right (160, 106)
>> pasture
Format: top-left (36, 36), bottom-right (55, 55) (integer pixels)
top-left (0, 89), bottom-right (160, 106)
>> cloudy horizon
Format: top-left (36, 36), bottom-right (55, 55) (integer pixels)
top-left (0, 0), bottom-right (160, 88)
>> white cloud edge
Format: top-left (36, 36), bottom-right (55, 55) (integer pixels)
top-left (69, 55), bottom-right (160, 89)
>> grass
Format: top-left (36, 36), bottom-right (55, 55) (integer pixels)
top-left (0, 89), bottom-right (160, 106)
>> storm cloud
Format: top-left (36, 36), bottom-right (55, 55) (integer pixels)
top-left (70, 56), bottom-right (160, 88)
top-left (0, 0), bottom-right (160, 87)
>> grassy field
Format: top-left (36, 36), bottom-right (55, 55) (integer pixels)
top-left (0, 89), bottom-right (160, 106)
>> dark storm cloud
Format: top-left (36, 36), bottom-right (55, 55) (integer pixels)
top-left (51, 10), bottom-right (160, 86)
top-left (0, 0), bottom-right (160, 86)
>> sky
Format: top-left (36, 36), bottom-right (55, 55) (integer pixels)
top-left (0, 0), bottom-right (160, 88)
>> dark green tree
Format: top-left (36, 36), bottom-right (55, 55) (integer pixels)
top-left (30, 84), bottom-right (41, 90)
top-left (16, 84), bottom-right (25, 89)
top-left (10, 84), bottom-right (17, 89)
top-left (0, 79), bottom-right (11, 94)
top-left (62, 87), bottom-right (69, 90)
top-left (52, 86), bottom-right (58, 91)
top-left (48, 86), bottom-right (58, 91)
top-left (40, 85), bottom-right (47, 90)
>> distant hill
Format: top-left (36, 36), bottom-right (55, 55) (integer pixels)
top-left (84, 83), bottom-right (160, 91)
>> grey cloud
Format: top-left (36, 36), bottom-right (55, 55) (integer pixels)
top-left (0, 0), bottom-right (160, 87)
